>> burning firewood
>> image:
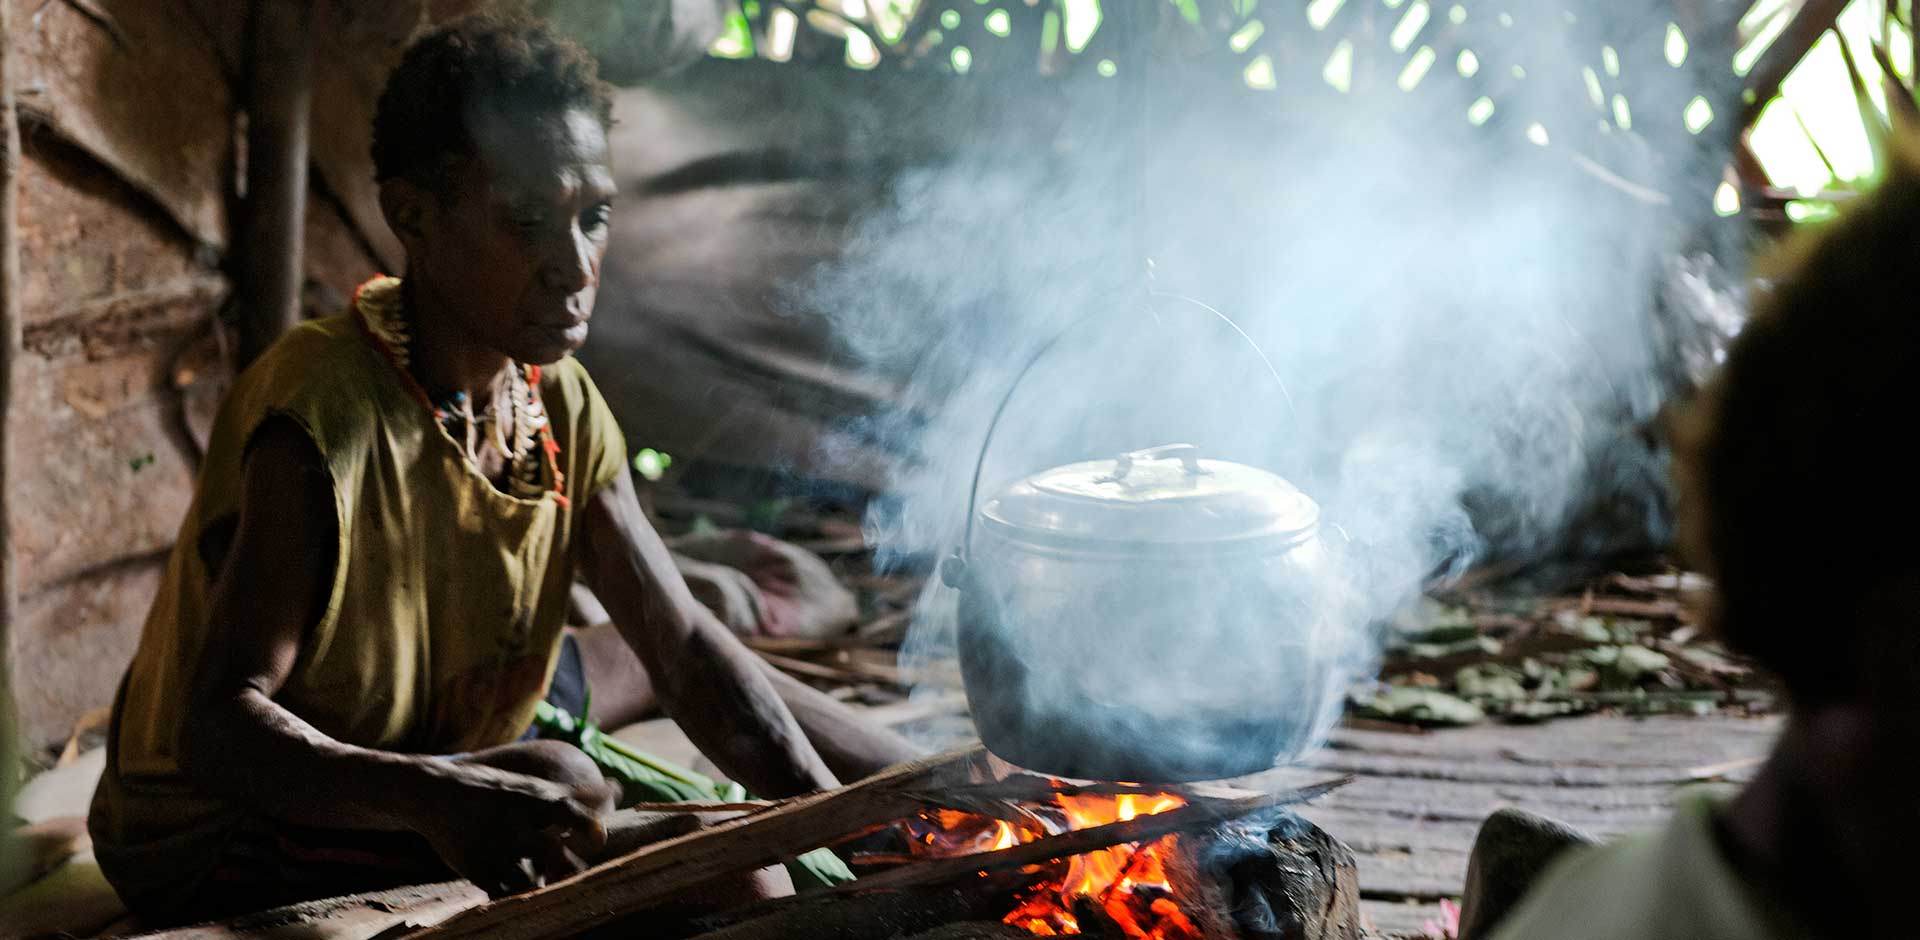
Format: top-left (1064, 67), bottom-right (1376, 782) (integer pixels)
top-left (389, 746), bottom-right (1349, 940)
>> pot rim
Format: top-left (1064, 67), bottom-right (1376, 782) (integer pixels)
top-left (974, 514), bottom-right (1321, 561)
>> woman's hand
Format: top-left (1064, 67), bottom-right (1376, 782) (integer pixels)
top-left (414, 766), bottom-right (610, 897)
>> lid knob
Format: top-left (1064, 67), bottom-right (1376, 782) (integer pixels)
top-left (1098, 443), bottom-right (1209, 485)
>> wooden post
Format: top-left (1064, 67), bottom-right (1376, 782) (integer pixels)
top-left (1, 0), bottom-right (27, 891)
top-left (235, 0), bottom-right (318, 368)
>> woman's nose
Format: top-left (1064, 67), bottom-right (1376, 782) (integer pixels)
top-left (539, 227), bottom-right (595, 294)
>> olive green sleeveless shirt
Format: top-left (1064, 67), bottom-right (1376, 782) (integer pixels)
top-left (89, 291), bottom-right (628, 913)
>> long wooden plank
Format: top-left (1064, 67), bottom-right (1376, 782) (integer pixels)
top-left (119, 808), bottom-right (735, 940)
top-left (405, 747), bottom-right (987, 940)
top-left (124, 881), bottom-right (487, 940)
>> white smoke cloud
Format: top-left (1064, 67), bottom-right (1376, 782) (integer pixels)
top-left (798, 4), bottom-right (1739, 776)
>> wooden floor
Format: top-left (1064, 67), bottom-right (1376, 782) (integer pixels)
top-left (1295, 713), bottom-right (1780, 937)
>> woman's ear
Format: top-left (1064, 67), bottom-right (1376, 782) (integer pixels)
top-left (378, 178), bottom-right (432, 256)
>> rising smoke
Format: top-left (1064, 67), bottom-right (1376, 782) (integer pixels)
top-left (800, 2), bottom-right (1742, 771)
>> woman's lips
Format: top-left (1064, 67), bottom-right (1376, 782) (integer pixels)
top-left (536, 319), bottom-right (590, 346)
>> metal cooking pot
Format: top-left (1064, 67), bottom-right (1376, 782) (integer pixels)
top-left (940, 297), bottom-right (1355, 783)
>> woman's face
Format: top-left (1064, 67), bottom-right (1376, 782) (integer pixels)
top-left (405, 105), bottom-right (616, 365)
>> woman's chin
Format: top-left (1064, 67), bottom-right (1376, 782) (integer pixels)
top-left (514, 326), bottom-right (589, 364)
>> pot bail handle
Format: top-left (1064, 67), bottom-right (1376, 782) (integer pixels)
top-left (942, 290), bottom-right (1294, 592)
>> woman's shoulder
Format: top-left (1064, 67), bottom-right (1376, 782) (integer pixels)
top-left (1488, 791), bottom-right (1781, 940)
top-left (534, 354), bottom-right (599, 401)
top-left (222, 314), bottom-right (391, 457)
top-left (243, 315), bottom-right (382, 386)
top-left (535, 356), bottom-right (628, 497)
top-left (535, 355), bottom-right (619, 432)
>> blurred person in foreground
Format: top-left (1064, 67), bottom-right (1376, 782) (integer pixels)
top-left (87, 14), bottom-right (912, 925)
top-left (1488, 140), bottom-right (1920, 939)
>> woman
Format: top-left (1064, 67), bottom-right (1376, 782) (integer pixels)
top-left (88, 14), bottom-right (904, 924)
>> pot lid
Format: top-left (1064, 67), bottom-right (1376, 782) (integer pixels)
top-left (978, 443), bottom-right (1319, 556)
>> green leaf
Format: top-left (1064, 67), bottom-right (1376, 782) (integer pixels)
top-left (531, 702), bottom-right (855, 889)
top-left (1613, 644), bottom-right (1672, 679)
top-left (532, 701), bottom-right (721, 803)
top-left (1455, 665), bottom-right (1529, 704)
top-left (1352, 686), bottom-right (1486, 726)
top-left (1401, 636), bottom-right (1501, 661)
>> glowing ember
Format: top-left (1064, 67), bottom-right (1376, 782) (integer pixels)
top-left (896, 789), bottom-right (1202, 939)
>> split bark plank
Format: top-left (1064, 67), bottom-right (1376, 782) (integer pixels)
top-left (405, 747), bottom-right (988, 940)
top-left (845, 774), bottom-right (1353, 895)
top-left (123, 881), bottom-right (487, 940)
top-left (6, 0), bottom-right (236, 248)
top-left (2, 0), bottom-right (24, 886)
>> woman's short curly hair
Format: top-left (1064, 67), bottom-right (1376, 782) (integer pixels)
top-left (1674, 138), bottom-right (1920, 704)
top-left (371, 13), bottom-right (613, 197)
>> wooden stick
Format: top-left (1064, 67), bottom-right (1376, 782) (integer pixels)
top-left (843, 775), bottom-right (1353, 895)
top-left (757, 649), bottom-right (912, 689)
top-left (757, 650), bottom-right (875, 685)
top-left (620, 800), bottom-right (774, 814)
top-left (856, 609), bottom-right (912, 644)
top-left (406, 747), bottom-right (988, 940)
top-left (744, 636), bottom-right (871, 655)
top-left (859, 691), bottom-right (968, 729)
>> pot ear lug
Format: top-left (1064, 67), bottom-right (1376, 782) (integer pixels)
top-left (939, 554), bottom-right (970, 591)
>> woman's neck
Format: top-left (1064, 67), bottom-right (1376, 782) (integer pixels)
top-left (1718, 703), bottom-right (1920, 937)
top-left (402, 276), bottom-right (512, 404)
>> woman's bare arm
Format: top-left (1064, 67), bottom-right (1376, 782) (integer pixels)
top-left (577, 468), bottom-right (839, 798)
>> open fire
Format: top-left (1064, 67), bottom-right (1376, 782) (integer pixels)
top-left (892, 790), bottom-right (1203, 939)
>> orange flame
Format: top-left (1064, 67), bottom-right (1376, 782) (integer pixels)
top-left (896, 789), bottom-right (1203, 939)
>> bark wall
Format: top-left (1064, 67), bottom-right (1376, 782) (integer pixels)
top-left (0, 0), bottom-right (690, 754)
top-left (0, 0), bottom-right (412, 751)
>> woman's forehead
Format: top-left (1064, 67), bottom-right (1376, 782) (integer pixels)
top-left (468, 106), bottom-right (613, 199)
